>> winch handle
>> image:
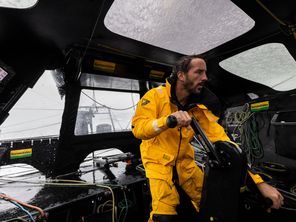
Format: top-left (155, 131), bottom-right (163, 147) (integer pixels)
top-left (190, 117), bottom-right (222, 166)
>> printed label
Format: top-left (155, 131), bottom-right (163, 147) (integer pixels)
top-left (250, 101), bottom-right (269, 112)
top-left (10, 148), bottom-right (32, 159)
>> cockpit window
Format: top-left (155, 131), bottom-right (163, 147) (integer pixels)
top-left (219, 43), bottom-right (296, 91)
top-left (0, 0), bottom-right (38, 9)
top-left (104, 0), bottom-right (254, 54)
top-left (0, 71), bottom-right (64, 141)
top-left (75, 89), bottom-right (139, 135)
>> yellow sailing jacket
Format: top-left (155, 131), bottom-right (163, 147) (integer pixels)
top-left (132, 80), bottom-right (263, 184)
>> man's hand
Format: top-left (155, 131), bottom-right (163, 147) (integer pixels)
top-left (171, 111), bottom-right (192, 128)
top-left (257, 182), bottom-right (284, 212)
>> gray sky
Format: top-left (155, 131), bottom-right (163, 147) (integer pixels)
top-left (0, 71), bottom-right (64, 140)
top-left (0, 71), bottom-right (139, 141)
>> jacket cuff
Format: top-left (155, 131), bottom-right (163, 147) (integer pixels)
top-left (248, 171), bottom-right (264, 184)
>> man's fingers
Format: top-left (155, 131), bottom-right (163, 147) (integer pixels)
top-left (174, 111), bottom-right (192, 127)
top-left (271, 193), bottom-right (284, 210)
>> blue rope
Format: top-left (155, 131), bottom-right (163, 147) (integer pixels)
top-left (1, 197), bottom-right (36, 222)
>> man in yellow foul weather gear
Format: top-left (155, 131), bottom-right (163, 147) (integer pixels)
top-left (132, 55), bottom-right (284, 222)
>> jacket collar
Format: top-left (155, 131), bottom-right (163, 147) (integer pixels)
top-left (165, 78), bottom-right (221, 116)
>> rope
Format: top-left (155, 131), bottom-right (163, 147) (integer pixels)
top-left (234, 104), bottom-right (264, 164)
top-left (0, 193), bottom-right (46, 220)
top-left (81, 91), bottom-right (137, 111)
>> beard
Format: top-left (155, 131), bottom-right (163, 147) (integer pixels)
top-left (184, 79), bottom-right (203, 95)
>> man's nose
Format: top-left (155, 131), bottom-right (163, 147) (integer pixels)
top-left (202, 73), bottom-right (208, 81)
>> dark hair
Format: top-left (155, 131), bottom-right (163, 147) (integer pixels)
top-left (170, 54), bottom-right (206, 81)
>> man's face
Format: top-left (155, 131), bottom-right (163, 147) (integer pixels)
top-left (183, 58), bottom-right (208, 95)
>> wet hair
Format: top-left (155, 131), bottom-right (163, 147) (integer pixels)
top-left (170, 54), bottom-right (206, 82)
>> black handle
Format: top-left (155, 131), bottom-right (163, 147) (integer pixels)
top-left (263, 197), bottom-right (273, 210)
top-left (190, 118), bottom-right (222, 166)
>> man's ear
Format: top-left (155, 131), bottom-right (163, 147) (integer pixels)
top-left (177, 71), bottom-right (185, 82)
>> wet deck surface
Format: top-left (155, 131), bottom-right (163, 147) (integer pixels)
top-left (0, 160), bottom-right (146, 221)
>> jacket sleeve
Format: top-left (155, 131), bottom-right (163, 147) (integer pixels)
top-left (131, 89), bottom-right (168, 140)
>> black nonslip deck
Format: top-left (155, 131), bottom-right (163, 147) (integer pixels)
top-left (0, 162), bottom-right (147, 222)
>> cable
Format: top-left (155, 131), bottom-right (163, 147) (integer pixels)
top-left (81, 0), bottom-right (106, 63)
top-left (135, 164), bottom-right (145, 174)
top-left (81, 91), bottom-right (137, 111)
top-left (231, 104), bottom-right (264, 164)
top-left (96, 192), bottom-right (119, 221)
top-left (0, 175), bottom-right (123, 222)
top-left (94, 184), bottom-right (116, 222)
top-left (1, 178), bottom-right (120, 222)
top-left (255, 0), bottom-right (286, 26)
top-left (0, 122), bottom-right (61, 135)
top-left (1, 114), bottom-right (62, 129)
top-left (97, 200), bottom-right (114, 213)
top-left (2, 199), bottom-right (36, 222)
top-left (192, 138), bottom-right (207, 171)
top-left (0, 194), bottom-right (44, 222)
top-left (1, 179), bottom-right (118, 222)
top-left (4, 218), bottom-right (28, 222)
top-left (45, 179), bottom-right (116, 222)
top-left (280, 206), bottom-right (296, 211)
top-left (74, 0), bottom-right (106, 81)
top-left (261, 162), bottom-right (289, 174)
top-left (0, 193), bottom-right (46, 219)
top-left (256, 0), bottom-right (296, 39)
top-left (118, 190), bottom-right (128, 222)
